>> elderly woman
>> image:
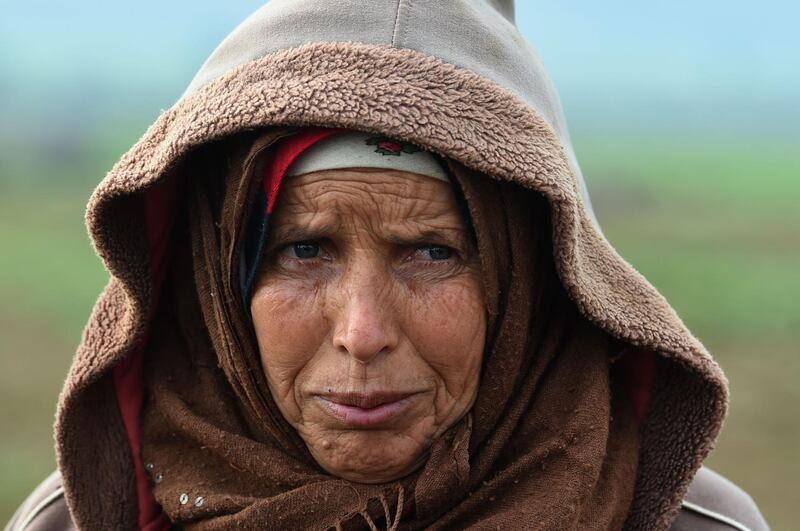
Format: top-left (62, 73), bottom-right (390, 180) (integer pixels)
top-left (7, 2), bottom-right (767, 531)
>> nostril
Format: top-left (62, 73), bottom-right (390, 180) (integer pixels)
top-left (331, 285), bottom-right (399, 362)
top-left (333, 321), bottom-right (397, 364)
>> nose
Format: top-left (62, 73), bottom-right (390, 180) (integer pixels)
top-left (331, 272), bottom-right (399, 364)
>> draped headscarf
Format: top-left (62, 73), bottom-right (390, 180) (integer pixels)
top-left (140, 127), bottom-right (641, 529)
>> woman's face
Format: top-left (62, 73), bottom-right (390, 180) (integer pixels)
top-left (250, 168), bottom-right (486, 483)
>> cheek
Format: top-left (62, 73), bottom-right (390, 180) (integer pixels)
top-left (250, 280), bottom-right (327, 413)
top-left (405, 274), bottom-right (486, 399)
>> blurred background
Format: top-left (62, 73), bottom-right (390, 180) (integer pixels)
top-left (0, 1), bottom-right (797, 527)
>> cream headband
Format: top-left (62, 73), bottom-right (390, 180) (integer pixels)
top-left (287, 131), bottom-right (450, 182)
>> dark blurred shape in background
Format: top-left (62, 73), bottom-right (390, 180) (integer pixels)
top-left (1, 1), bottom-right (797, 527)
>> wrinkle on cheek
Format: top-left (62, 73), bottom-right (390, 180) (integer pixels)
top-left (402, 273), bottom-right (486, 422)
top-left (251, 278), bottom-right (328, 422)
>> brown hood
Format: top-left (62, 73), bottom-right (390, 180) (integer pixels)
top-left (55, 26), bottom-right (727, 531)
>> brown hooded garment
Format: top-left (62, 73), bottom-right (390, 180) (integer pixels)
top-left (5, 1), bottom-right (769, 530)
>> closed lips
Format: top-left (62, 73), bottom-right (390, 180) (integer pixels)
top-left (324, 392), bottom-right (416, 408)
top-left (316, 392), bottom-right (420, 427)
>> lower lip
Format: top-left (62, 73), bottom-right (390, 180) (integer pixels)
top-left (317, 396), bottom-right (414, 428)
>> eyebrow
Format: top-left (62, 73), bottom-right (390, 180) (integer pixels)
top-left (267, 222), bottom-right (340, 247)
top-left (268, 224), bottom-right (468, 247)
top-left (383, 228), bottom-right (469, 246)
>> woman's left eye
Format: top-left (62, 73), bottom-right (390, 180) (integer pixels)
top-left (286, 241), bottom-right (321, 259)
top-left (416, 245), bottom-right (455, 261)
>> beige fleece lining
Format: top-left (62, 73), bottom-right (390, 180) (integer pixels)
top-left (56, 41), bottom-right (726, 530)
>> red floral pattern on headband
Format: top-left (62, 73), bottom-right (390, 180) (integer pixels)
top-left (366, 135), bottom-right (421, 156)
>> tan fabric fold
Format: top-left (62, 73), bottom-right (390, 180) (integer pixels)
top-left (140, 130), bottom-right (640, 529)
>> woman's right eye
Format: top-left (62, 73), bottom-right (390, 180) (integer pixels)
top-left (286, 241), bottom-right (320, 259)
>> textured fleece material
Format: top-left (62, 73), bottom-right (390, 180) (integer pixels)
top-left (38, 1), bottom-right (749, 529)
top-left (182, 0), bottom-right (598, 228)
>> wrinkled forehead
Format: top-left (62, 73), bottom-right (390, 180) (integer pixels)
top-left (240, 129), bottom-right (474, 303)
top-left (273, 167), bottom-right (466, 230)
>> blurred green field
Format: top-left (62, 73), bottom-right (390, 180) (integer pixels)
top-left (0, 136), bottom-right (797, 528)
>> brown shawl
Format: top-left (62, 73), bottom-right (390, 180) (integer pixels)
top-left (139, 129), bottom-right (640, 529)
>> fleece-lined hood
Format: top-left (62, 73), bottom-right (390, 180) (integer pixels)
top-left (182, 0), bottom-right (599, 228)
top-left (52, 1), bottom-right (728, 529)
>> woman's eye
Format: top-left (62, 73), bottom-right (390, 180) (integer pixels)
top-left (287, 241), bottom-right (320, 259)
top-left (417, 245), bottom-right (454, 261)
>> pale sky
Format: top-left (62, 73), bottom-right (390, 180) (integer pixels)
top-left (1, 1), bottom-right (797, 136)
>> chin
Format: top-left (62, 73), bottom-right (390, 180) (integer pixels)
top-left (306, 427), bottom-right (432, 484)
top-left (315, 450), bottom-right (429, 484)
